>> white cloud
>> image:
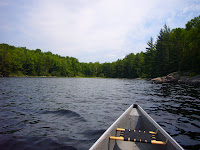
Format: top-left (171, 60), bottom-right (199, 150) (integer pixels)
top-left (1, 0), bottom-right (200, 62)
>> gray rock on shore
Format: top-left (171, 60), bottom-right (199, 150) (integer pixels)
top-left (151, 72), bottom-right (200, 84)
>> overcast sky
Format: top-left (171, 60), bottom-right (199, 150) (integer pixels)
top-left (0, 0), bottom-right (200, 63)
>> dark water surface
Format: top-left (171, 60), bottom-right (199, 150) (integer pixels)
top-left (0, 78), bottom-right (199, 150)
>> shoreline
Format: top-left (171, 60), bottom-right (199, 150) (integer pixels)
top-left (1, 75), bottom-right (146, 80)
top-left (2, 73), bottom-right (200, 85)
top-left (1, 75), bottom-right (106, 78)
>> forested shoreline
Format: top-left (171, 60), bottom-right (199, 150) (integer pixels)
top-left (0, 16), bottom-right (200, 78)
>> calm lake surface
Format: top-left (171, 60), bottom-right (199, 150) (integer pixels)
top-left (0, 77), bottom-right (199, 150)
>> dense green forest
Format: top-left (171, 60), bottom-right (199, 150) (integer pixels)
top-left (0, 16), bottom-right (200, 78)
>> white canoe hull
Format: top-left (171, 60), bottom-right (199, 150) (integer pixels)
top-left (90, 104), bottom-right (183, 150)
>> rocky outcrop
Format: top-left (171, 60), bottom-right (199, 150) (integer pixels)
top-left (151, 72), bottom-right (200, 85)
top-left (178, 75), bottom-right (200, 84)
top-left (151, 72), bottom-right (180, 83)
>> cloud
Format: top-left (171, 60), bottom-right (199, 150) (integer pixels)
top-left (1, 0), bottom-right (200, 62)
top-left (21, 1), bottom-right (156, 53)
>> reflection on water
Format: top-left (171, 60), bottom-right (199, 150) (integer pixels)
top-left (0, 78), bottom-right (199, 150)
top-left (146, 83), bottom-right (200, 150)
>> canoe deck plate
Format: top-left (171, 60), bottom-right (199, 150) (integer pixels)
top-left (110, 128), bottom-right (166, 145)
top-left (120, 129), bottom-right (156, 143)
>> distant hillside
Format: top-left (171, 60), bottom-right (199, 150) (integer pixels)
top-left (1, 16), bottom-right (200, 78)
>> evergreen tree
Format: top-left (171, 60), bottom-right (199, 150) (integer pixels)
top-left (0, 15), bottom-right (199, 78)
top-left (144, 37), bottom-right (156, 77)
top-left (155, 24), bottom-right (171, 76)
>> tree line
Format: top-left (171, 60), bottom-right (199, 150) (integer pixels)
top-left (0, 16), bottom-right (200, 78)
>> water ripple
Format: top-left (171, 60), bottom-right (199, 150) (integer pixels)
top-left (0, 78), bottom-right (199, 149)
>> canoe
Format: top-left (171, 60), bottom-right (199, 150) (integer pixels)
top-left (89, 104), bottom-right (183, 150)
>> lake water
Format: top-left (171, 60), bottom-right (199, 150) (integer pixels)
top-left (0, 78), bottom-right (199, 150)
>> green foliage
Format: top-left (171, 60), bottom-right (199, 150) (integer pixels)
top-left (0, 44), bottom-right (82, 77)
top-left (155, 24), bottom-right (171, 76)
top-left (186, 16), bottom-right (200, 30)
top-left (143, 15), bottom-right (200, 77)
top-left (144, 37), bottom-right (156, 77)
top-left (0, 16), bottom-right (199, 78)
